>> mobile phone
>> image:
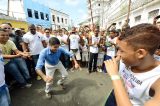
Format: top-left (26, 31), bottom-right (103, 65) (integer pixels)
top-left (155, 15), bottom-right (160, 19)
top-left (112, 23), bottom-right (116, 25)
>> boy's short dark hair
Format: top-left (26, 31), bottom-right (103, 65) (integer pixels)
top-left (110, 29), bottom-right (116, 33)
top-left (119, 23), bottom-right (160, 55)
top-left (44, 28), bottom-right (50, 31)
top-left (58, 29), bottom-right (63, 33)
top-left (49, 37), bottom-right (60, 46)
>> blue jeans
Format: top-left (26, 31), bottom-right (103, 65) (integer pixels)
top-left (12, 58), bottom-right (30, 80)
top-left (60, 53), bottom-right (70, 69)
top-left (105, 90), bottom-right (117, 106)
top-left (5, 58), bottom-right (30, 85)
top-left (32, 55), bottom-right (39, 66)
top-left (0, 84), bottom-right (11, 106)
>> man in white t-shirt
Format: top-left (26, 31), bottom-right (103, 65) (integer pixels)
top-left (23, 24), bottom-right (47, 80)
top-left (88, 28), bottom-right (101, 73)
top-left (69, 30), bottom-right (81, 70)
top-left (57, 29), bottom-right (69, 69)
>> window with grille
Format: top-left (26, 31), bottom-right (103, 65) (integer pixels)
top-left (135, 15), bottom-right (141, 22)
top-left (52, 15), bottom-right (55, 22)
top-left (27, 9), bottom-right (32, 18)
top-left (57, 17), bottom-right (60, 23)
top-left (61, 18), bottom-right (64, 23)
top-left (34, 10), bottom-right (39, 19)
top-left (46, 14), bottom-right (49, 21)
top-left (65, 19), bottom-right (67, 24)
top-left (40, 12), bottom-right (44, 20)
top-left (148, 9), bottom-right (159, 19)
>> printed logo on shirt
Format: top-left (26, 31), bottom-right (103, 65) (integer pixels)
top-left (122, 69), bottom-right (143, 89)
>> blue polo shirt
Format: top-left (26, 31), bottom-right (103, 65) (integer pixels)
top-left (36, 47), bottom-right (74, 70)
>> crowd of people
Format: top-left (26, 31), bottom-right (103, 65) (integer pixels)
top-left (0, 15), bottom-right (160, 106)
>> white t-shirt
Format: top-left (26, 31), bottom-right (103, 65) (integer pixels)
top-left (0, 51), bottom-right (5, 87)
top-left (44, 35), bottom-right (51, 44)
top-left (57, 34), bottom-right (69, 51)
top-left (23, 32), bottom-right (45, 55)
top-left (119, 62), bottom-right (160, 106)
top-left (89, 35), bottom-right (100, 53)
top-left (81, 36), bottom-right (88, 52)
top-left (106, 36), bottom-right (117, 57)
top-left (69, 34), bottom-right (80, 50)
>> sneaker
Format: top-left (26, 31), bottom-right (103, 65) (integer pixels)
top-left (21, 83), bottom-right (32, 88)
top-left (99, 69), bottom-right (103, 72)
top-left (57, 80), bottom-right (63, 85)
top-left (60, 84), bottom-right (66, 90)
top-left (36, 76), bottom-right (41, 80)
top-left (46, 92), bottom-right (52, 99)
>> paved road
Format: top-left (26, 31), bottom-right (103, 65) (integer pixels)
top-left (10, 68), bottom-right (112, 106)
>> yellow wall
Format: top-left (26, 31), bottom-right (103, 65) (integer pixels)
top-left (0, 19), bottom-right (28, 31)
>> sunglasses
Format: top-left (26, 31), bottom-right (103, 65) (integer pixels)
top-left (45, 32), bottom-right (50, 33)
top-left (30, 29), bottom-right (36, 30)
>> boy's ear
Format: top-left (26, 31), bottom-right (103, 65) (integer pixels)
top-left (136, 49), bottom-right (147, 59)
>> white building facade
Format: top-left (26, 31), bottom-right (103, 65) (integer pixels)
top-left (50, 9), bottom-right (70, 30)
top-left (101, 0), bottom-right (160, 29)
top-left (86, 0), bottom-right (108, 26)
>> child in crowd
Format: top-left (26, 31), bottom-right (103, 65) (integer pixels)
top-left (88, 28), bottom-right (101, 73)
top-left (80, 32), bottom-right (89, 67)
top-left (36, 37), bottom-right (80, 99)
top-left (97, 32), bottom-right (106, 72)
top-left (68, 29), bottom-right (81, 71)
top-left (105, 23), bottom-right (160, 106)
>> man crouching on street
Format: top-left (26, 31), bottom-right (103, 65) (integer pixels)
top-left (35, 37), bottom-right (80, 99)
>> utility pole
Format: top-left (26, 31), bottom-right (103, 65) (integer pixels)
top-left (7, 0), bottom-right (10, 16)
top-left (102, 0), bottom-right (104, 29)
top-left (88, 0), bottom-right (94, 26)
top-left (126, 0), bottom-right (131, 25)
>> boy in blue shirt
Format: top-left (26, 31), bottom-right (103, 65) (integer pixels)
top-left (36, 37), bottom-right (79, 99)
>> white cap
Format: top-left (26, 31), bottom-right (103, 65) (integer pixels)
top-left (14, 28), bottom-right (21, 31)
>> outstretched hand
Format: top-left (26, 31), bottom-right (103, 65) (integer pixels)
top-left (43, 75), bottom-right (53, 83)
top-left (75, 63), bottom-right (80, 69)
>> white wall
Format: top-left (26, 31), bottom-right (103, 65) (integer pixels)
top-left (51, 9), bottom-right (70, 30)
top-left (102, 0), bottom-right (160, 29)
top-left (9, 0), bottom-right (26, 21)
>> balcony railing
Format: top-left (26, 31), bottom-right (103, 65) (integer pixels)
top-left (107, 0), bottom-right (156, 23)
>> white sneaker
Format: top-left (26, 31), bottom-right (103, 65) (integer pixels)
top-left (25, 83), bottom-right (32, 88)
top-left (21, 83), bottom-right (32, 88)
top-left (46, 92), bottom-right (52, 99)
top-left (99, 69), bottom-right (103, 72)
top-left (57, 79), bottom-right (63, 85)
